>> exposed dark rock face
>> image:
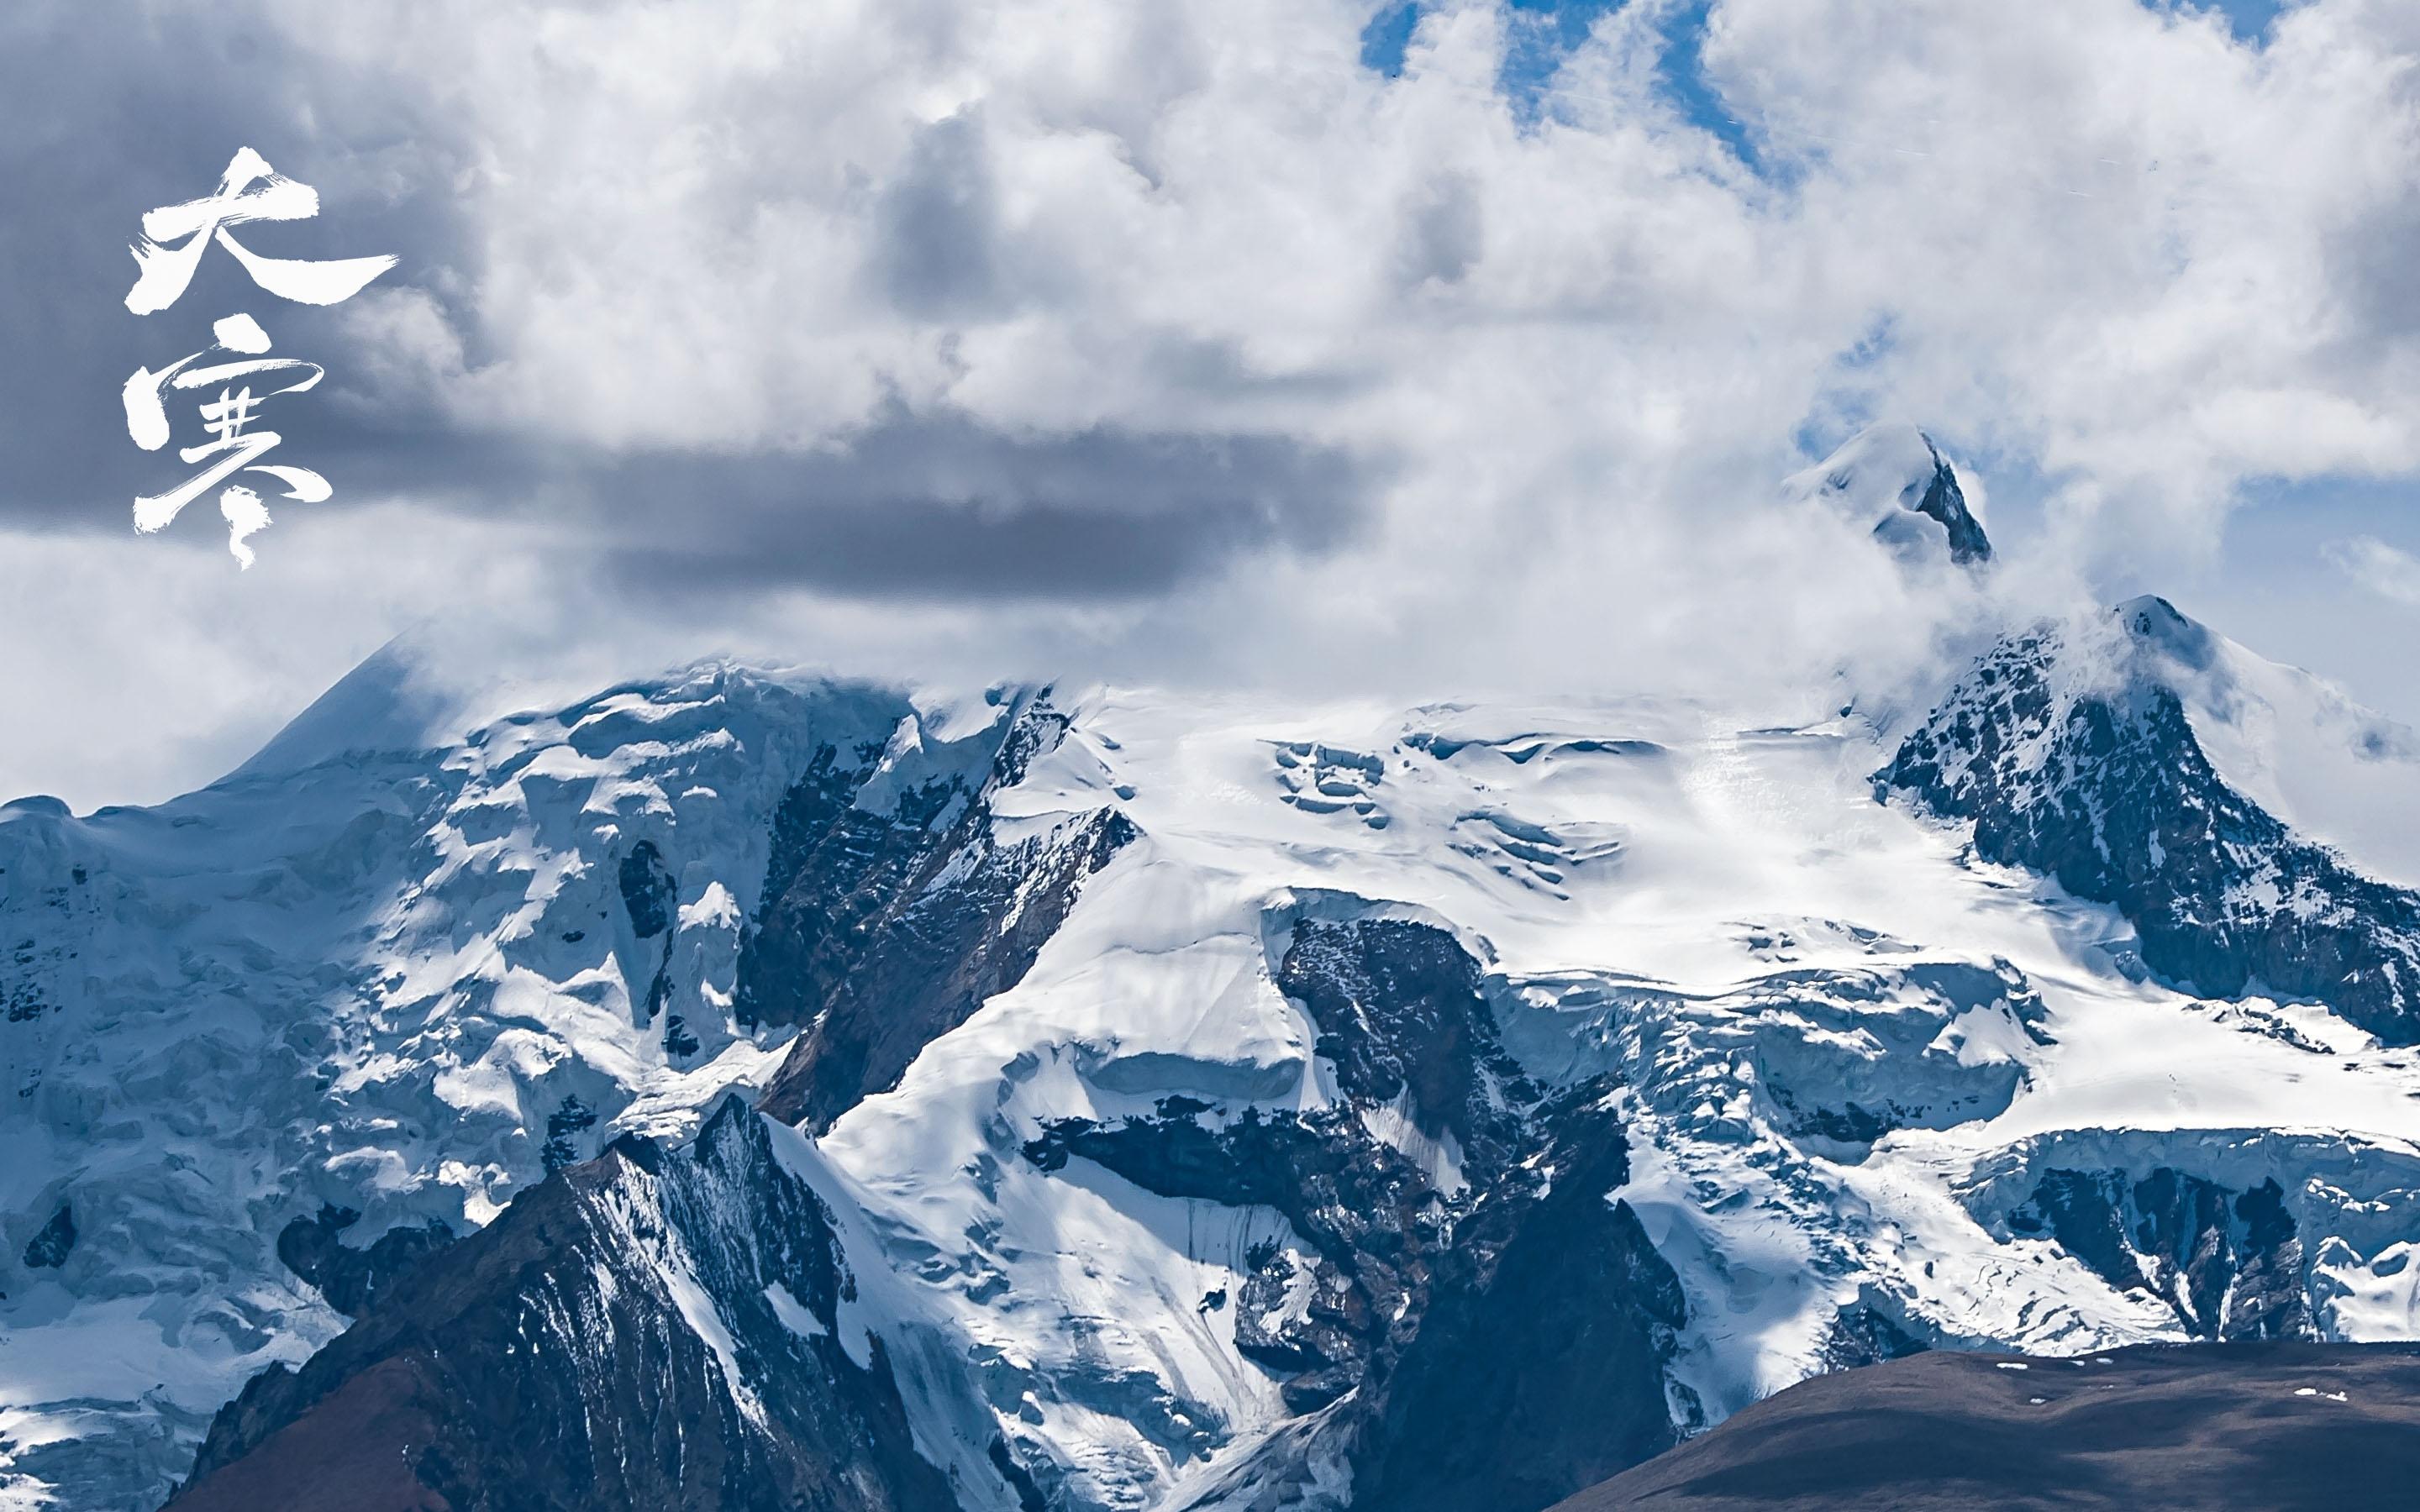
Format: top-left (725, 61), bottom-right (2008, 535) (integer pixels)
top-left (2011, 1168), bottom-right (2311, 1341)
top-left (988, 1436), bottom-right (1050, 1512)
top-left (662, 1013), bottom-right (702, 1060)
top-left (275, 1203), bottom-right (455, 1319)
top-left (1818, 1302), bottom-right (1929, 1372)
top-left (1555, 1341), bottom-right (2420, 1512)
top-left (166, 1099), bottom-right (956, 1512)
top-left (1027, 912), bottom-right (1686, 1511)
top-left (1898, 435), bottom-right (1991, 565)
top-left (618, 838), bottom-right (678, 1023)
top-left (750, 699), bottom-right (1136, 1131)
top-left (739, 733), bottom-right (992, 1037)
top-left (1351, 1090), bottom-right (1686, 1512)
top-left (1882, 599), bottom-right (2420, 1043)
top-left (617, 840), bottom-right (675, 941)
top-left (540, 1095), bottom-right (599, 1173)
top-left (1278, 918), bottom-right (1532, 1165)
top-left (1028, 1098), bottom-right (1439, 1415)
top-left (4, 966), bottom-right (53, 1023)
top-left (21, 1202), bottom-right (74, 1268)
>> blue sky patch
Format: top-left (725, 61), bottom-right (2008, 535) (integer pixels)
top-left (2153, 0), bottom-right (2296, 45)
top-left (1499, 0), bottom-right (1623, 118)
top-left (1360, 0), bottom-right (1765, 174)
top-left (1654, 0), bottom-right (1762, 173)
top-left (1360, 1), bottom-right (1422, 76)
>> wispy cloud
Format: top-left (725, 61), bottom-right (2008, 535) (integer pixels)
top-left (2325, 535), bottom-right (2420, 607)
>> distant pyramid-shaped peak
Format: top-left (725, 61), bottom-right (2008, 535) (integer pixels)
top-left (1788, 421), bottom-right (1992, 566)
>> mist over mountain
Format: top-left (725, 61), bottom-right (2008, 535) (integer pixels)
top-left (7, 427), bottom-right (2420, 1510)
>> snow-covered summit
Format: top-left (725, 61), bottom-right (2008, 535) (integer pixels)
top-left (1883, 593), bottom-right (2420, 1045)
top-left (2112, 595), bottom-right (2420, 890)
top-left (222, 638), bottom-right (478, 782)
top-left (1787, 421), bottom-right (1992, 566)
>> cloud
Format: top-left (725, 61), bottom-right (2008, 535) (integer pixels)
top-left (0, 4), bottom-right (483, 522)
top-left (2325, 535), bottom-right (2420, 607)
top-left (592, 411), bottom-right (1380, 598)
top-left (8, 0), bottom-right (2420, 804)
top-left (875, 113), bottom-right (1009, 321)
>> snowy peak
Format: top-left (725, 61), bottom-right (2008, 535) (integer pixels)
top-left (2113, 594), bottom-right (2217, 671)
top-left (1881, 599), bottom-right (2420, 1043)
top-left (2108, 596), bottom-right (2420, 891)
top-left (1789, 421), bottom-right (1992, 566)
top-left (222, 636), bottom-right (470, 781)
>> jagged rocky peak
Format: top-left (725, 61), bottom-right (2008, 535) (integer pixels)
top-left (1881, 596), bottom-right (2420, 1044)
top-left (1788, 420), bottom-right (1992, 565)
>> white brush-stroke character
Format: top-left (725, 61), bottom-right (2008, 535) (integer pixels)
top-left (122, 312), bottom-right (333, 567)
top-left (125, 147), bottom-right (397, 316)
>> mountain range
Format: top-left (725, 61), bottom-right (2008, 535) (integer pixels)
top-left (8, 425), bottom-right (2420, 1509)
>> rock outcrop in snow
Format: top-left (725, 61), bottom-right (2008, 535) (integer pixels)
top-left (744, 696), bottom-right (1136, 1129)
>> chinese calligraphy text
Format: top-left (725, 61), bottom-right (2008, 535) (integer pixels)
top-left (121, 147), bottom-right (397, 568)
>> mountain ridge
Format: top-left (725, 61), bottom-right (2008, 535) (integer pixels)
top-left (15, 439), bottom-right (2420, 1510)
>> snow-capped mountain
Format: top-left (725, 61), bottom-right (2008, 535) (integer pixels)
top-left (1882, 593), bottom-right (2420, 1042)
top-left (10, 425), bottom-right (2420, 1512)
top-left (1782, 419), bottom-right (1992, 567)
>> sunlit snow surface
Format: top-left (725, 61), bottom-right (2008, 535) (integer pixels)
top-left (8, 643), bottom-right (2420, 1509)
top-left (815, 685), bottom-right (2420, 1507)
